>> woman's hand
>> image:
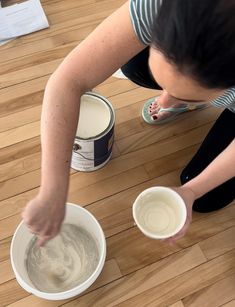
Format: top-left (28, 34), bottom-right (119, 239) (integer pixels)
top-left (22, 192), bottom-right (66, 247)
top-left (164, 186), bottom-right (196, 245)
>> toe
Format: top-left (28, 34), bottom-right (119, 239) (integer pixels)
top-left (151, 110), bottom-right (171, 122)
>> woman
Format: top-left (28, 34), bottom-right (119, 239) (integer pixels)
top-left (23, 0), bottom-right (235, 246)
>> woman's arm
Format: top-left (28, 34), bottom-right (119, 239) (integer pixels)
top-left (41, 1), bottom-right (144, 198)
top-left (23, 1), bottom-right (145, 246)
top-left (183, 139), bottom-right (235, 198)
top-left (167, 139), bottom-right (235, 244)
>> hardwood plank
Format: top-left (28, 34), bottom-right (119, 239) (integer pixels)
top-left (0, 237), bottom-right (11, 262)
top-left (0, 75), bottom-right (47, 102)
top-left (0, 25), bottom-right (97, 64)
top-left (0, 78), bottom-right (132, 132)
top-left (0, 165), bottom-right (148, 239)
top-left (168, 302), bottom-right (185, 307)
top-left (0, 169), bottom-right (41, 202)
top-left (0, 279), bottom-right (28, 307)
top-left (68, 165), bottom-right (149, 205)
top-left (221, 300), bottom-right (235, 307)
top-left (117, 249), bottom-right (235, 307)
top-left (0, 88), bottom-right (44, 118)
top-left (0, 153), bottom-right (41, 183)
top-left (0, 214), bottom-right (22, 241)
top-left (183, 273), bottom-right (235, 307)
top-left (0, 169), bottom-right (178, 257)
top-left (0, 77), bottom-right (47, 118)
top-left (43, 0), bottom-right (124, 31)
top-left (115, 107), bottom-right (220, 153)
top-left (43, 0), bottom-right (97, 15)
top-left (0, 168), bottom-right (177, 247)
top-left (0, 188), bottom-right (39, 222)
top-left (2, 0), bottom-right (95, 15)
top-left (0, 137), bottom-right (40, 165)
top-left (59, 245), bottom-right (206, 307)
top-left (1, 44), bottom-right (74, 76)
top-left (0, 123), bottom-right (210, 202)
top-left (116, 123), bottom-right (212, 165)
top-left (199, 227), bottom-right (235, 260)
top-left (5, 259), bottom-right (122, 307)
top-left (0, 0), bottom-right (100, 59)
top-left (0, 0), bottom-right (124, 49)
top-left (0, 59), bottom-right (62, 89)
top-left (1, 172), bottom-right (234, 248)
top-left (0, 1), bottom-right (231, 306)
top-left (177, 203), bottom-right (235, 249)
top-left (0, 121), bottom-right (40, 149)
top-left (86, 169), bottom-right (181, 239)
top-left (95, 78), bottom-right (138, 98)
top-left (114, 98), bottom-right (159, 125)
top-left (0, 144), bottom-right (119, 221)
top-left (0, 76), bottom-right (119, 119)
top-left (110, 87), bottom-right (157, 109)
top-left (0, 259), bottom-right (14, 284)
top-left (0, 142), bottom-right (195, 221)
top-left (0, 106), bottom-right (42, 133)
top-left (115, 104), bottom-right (217, 138)
top-left (106, 203), bottom-right (235, 275)
top-left (143, 144), bottom-right (199, 180)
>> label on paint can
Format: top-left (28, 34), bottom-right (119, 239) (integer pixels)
top-left (71, 92), bottom-right (115, 172)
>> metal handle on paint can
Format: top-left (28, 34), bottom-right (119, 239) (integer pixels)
top-left (73, 143), bottom-right (82, 152)
top-left (73, 144), bottom-right (112, 162)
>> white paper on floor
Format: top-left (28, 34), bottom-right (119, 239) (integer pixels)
top-left (0, 0), bottom-right (49, 46)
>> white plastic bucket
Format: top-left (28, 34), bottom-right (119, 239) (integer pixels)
top-left (10, 203), bottom-right (106, 300)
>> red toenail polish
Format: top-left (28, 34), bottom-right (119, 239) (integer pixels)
top-left (152, 115), bottom-right (158, 120)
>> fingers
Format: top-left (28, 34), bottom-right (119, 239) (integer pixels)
top-left (37, 227), bottom-right (60, 247)
top-left (162, 238), bottom-right (177, 246)
top-left (163, 220), bottom-right (191, 245)
top-left (37, 235), bottom-right (51, 247)
top-left (27, 223), bottom-right (60, 247)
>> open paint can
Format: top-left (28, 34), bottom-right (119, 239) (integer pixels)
top-left (71, 92), bottom-right (115, 172)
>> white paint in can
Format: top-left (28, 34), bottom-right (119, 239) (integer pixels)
top-left (71, 92), bottom-right (115, 172)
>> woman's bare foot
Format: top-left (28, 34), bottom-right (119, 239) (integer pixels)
top-left (148, 90), bottom-right (188, 121)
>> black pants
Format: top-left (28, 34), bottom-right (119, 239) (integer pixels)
top-left (121, 48), bottom-right (235, 213)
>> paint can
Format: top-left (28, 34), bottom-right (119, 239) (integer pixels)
top-left (71, 92), bottom-right (115, 172)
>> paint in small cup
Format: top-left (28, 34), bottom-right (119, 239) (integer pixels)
top-left (133, 187), bottom-right (187, 239)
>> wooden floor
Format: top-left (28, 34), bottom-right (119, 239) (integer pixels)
top-left (0, 0), bottom-right (235, 306)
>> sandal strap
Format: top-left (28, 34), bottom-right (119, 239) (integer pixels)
top-left (158, 104), bottom-right (206, 114)
top-left (158, 105), bottom-right (190, 114)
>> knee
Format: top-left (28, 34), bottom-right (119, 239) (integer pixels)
top-left (121, 61), bottom-right (135, 79)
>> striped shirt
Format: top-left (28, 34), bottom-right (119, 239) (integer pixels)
top-left (129, 0), bottom-right (235, 112)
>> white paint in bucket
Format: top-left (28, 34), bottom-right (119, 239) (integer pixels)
top-left (10, 203), bottom-right (106, 300)
top-left (71, 92), bottom-right (115, 172)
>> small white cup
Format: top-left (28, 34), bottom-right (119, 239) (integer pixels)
top-left (133, 187), bottom-right (187, 239)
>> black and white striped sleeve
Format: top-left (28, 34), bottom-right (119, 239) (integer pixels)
top-left (211, 88), bottom-right (235, 113)
top-left (129, 0), bottom-right (161, 45)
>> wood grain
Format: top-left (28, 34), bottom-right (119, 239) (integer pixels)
top-left (39, 245), bottom-right (206, 307)
top-left (183, 273), bottom-right (235, 307)
top-left (0, 0), bottom-right (234, 306)
top-left (4, 259), bottom-right (122, 307)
